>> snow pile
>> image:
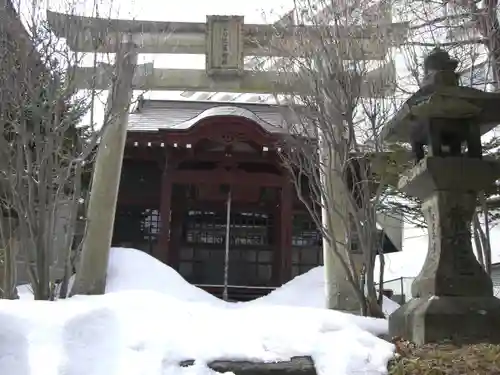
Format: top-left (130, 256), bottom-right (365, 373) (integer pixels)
top-left (106, 248), bottom-right (399, 315)
top-left (106, 248), bottom-right (225, 306)
top-left (16, 284), bottom-right (34, 299)
top-left (249, 266), bottom-right (400, 316)
top-left (0, 291), bottom-right (393, 375)
top-left (380, 295), bottom-right (401, 315)
top-left (1, 248), bottom-right (395, 375)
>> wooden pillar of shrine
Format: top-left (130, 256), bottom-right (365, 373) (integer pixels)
top-left (274, 180), bottom-right (293, 284)
top-left (168, 193), bottom-right (185, 269)
top-left (156, 156), bottom-right (172, 264)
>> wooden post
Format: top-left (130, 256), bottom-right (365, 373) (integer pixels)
top-left (279, 181), bottom-right (293, 284)
top-left (157, 158), bottom-right (172, 264)
top-left (168, 204), bottom-right (179, 268)
top-left (273, 200), bottom-right (282, 285)
top-left (222, 188), bottom-right (232, 301)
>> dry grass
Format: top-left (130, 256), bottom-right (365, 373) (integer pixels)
top-left (388, 338), bottom-right (500, 375)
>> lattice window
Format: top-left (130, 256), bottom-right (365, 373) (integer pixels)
top-left (292, 213), bottom-right (322, 247)
top-left (179, 210), bottom-right (275, 286)
top-left (112, 206), bottom-right (161, 254)
top-left (141, 209), bottom-right (161, 239)
top-left (184, 211), bottom-right (273, 246)
top-left (230, 212), bottom-right (274, 246)
top-left (185, 211), bottom-right (225, 245)
top-left (291, 213), bottom-right (322, 278)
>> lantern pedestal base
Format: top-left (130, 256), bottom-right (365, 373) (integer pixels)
top-left (389, 295), bottom-right (500, 344)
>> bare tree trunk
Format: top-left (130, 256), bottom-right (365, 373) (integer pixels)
top-left (472, 212), bottom-right (485, 268)
top-left (378, 244), bottom-right (385, 307)
top-left (472, 195), bottom-right (492, 276)
top-left (476, 216), bottom-right (491, 275)
top-left (1, 234), bottom-right (19, 300)
top-left (359, 266), bottom-right (368, 316)
top-left (365, 245), bottom-right (385, 318)
top-left (59, 193), bottom-right (81, 299)
top-left (470, 0), bottom-right (500, 89)
top-left (480, 193), bottom-right (492, 275)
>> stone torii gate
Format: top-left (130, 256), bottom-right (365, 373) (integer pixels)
top-left (46, 11), bottom-right (400, 95)
top-left (47, 10), bottom-right (404, 304)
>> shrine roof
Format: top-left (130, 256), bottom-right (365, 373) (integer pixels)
top-left (128, 99), bottom-right (297, 134)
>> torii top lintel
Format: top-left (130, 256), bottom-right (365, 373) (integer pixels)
top-left (46, 10), bottom-right (404, 60)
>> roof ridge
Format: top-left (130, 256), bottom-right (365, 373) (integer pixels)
top-left (142, 98), bottom-right (285, 108)
top-left (128, 100), bottom-right (294, 134)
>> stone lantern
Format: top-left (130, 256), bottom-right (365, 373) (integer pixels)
top-left (381, 47), bottom-right (500, 344)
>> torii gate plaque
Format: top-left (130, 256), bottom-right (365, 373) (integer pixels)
top-left (206, 15), bottom-right (244, 77)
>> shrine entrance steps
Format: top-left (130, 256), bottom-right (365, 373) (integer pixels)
top-left (196, 284), bottom-right (275, 302)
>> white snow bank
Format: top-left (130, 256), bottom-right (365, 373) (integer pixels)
top-left (249, 265), bottom-right (400, 316)
top-left (380, 295), bottom-right (401, 315)
top-left (0, 290), bottom-right (393, 375)
top-left (16, 284), bottom-right (34, 299)
top-left (106, 247), bottom-right (225, 306)
top-left (4, 248), bottom-right (395, 375)
top-left (106, 248), bottom-right (399, 315)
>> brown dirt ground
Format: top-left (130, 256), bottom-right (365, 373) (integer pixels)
top-left (388, 338), bottom-right (500, 375)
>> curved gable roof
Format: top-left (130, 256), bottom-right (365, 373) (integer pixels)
top-left (127, 100), bottom-right (294, 134)
top-left (168, 105), bottom-right (284, 133)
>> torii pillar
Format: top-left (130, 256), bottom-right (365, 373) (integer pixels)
top-left (72, 41), bottom-right (137, 295)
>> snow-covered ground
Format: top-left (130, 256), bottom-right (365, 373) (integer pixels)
top-left (247, 266), bottom-right (401, 315)
top-left (3, 248), bottom-right (396, 375)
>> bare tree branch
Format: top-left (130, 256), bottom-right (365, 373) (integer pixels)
top-left (259, 0), bottom-right (405, 317)
top-left (0, 0), bottom-right (142, 299)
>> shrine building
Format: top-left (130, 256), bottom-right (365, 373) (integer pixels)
top-left (111, 98), bottom-right (400, 300)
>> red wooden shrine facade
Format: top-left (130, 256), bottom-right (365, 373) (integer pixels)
top-left (112, 112), bottom-right (323, 292)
